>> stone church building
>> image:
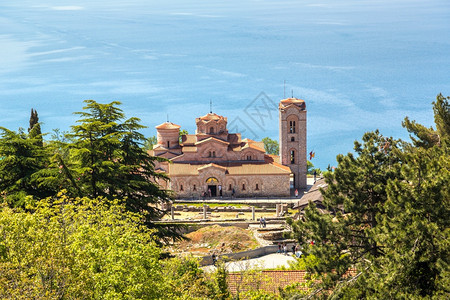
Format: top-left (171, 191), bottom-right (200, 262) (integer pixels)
top-left (151, 98), bottom-right (307, 198)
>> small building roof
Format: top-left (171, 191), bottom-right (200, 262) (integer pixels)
top-left (180, 134), bottom-right (197, 145)
top-left (241, 142), bottom-right (266, 152)
top-left (155, 122), bottom-right (181, 130)
top-left (293, 178), bottom-right (327, 210)
top-left (197, 163), bottom-right (228, 173)
top-left (195, 136), bottom-right (230, 146)
top-left (279, 98), bottom-right (306, 110)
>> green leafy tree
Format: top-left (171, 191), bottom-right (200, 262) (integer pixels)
top-left (0, 192), bottom-right (236, 299)
top-left (262, 137), bottom-right (279, 155)
top-left (179, 129), bottom-right (189, 143)
top-left (0, 194), bottom-right (168, 299)
top-left (144, 135), bottom-right (157, 151)
top-left (307, 160), bottom-right (321, 175)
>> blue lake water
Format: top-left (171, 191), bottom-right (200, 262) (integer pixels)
top-left (0, 0), bottom-right (449, 168)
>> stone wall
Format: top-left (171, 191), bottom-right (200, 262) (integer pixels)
top-left (171, 173), bottom-right (290, 198)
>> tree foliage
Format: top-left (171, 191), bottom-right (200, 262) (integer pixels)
top-left (59, 100), bottom-right (171, 222)
top-left (369, 94), bottom-right (450, 298)
top-left (0, 127), bottom-right (50, 206)
top-left (143, 135), bottom-right (157, 151)
top-left (262, 137), bottom-right (279, 155)
top-left (0, 101), bottom-right (174, 239)
top-left (290, 94), bottom-right (449, 298)
top-left (0, 194), bottom-right (166, 299)
top-left (28, 108), bottom-right (43, 147)
top-left (0, 193), bottom-right (238, 299)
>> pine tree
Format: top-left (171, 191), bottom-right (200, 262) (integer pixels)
top-left (290, 131), bottom-right (401, 296)
top-left (67, 100), bottom-right (172, 223)
top-left (0, 127), bottom-right (49, 206)
top-left (28, 108), bottom-right (43, 147)
top-left (289, 94), bottom-right (449, 298)
top-left (369, 95), bottom-right (450, 298)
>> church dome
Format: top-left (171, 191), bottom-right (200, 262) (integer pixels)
top-left (155, 122), bottom-right (181, 130)
top-left (197, 113), bottom-right (227, 122)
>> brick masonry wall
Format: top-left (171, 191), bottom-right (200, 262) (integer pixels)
top-left (171, 173), bottom-right (290, 198)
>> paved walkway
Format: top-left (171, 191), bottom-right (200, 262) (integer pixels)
top-left (203, 252), bottom-right (297, 272)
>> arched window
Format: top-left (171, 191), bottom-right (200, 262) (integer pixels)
top-left (291, 136), bottom-right (295, 142)
top-left (242, 183), bottom-right (246, 191)
top-left (210, 127), bottom-right (214, 134)
top-left (212, 151), bottom-right (216, 157)
top-left (180, 184), bottom-right (184, 191)
top-left (289, 120), bottom-right (296, 133)
top-left (208, 151), bottom-right (212, 157)
top-left (247, 155), bottom-right (252, 160)
top-left (193, 184), bottom-right (197, 191)
top-left (290, 150), bottom-right (295, 164)
top-left (167, 141), bottom-right (170, 148)
top-left (228, 184), bottom-right (232, 191)
top-left (255, 183), bottom-right (259, 190)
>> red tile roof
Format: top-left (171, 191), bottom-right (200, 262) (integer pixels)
top-left (227, 270), bottom-right (309, 295)
top-left (195, 136), bottom-right (230, 146)
top-left (197, 112), bottom-right (227, 122)
top-left (155, 122), bottom-right (181, 130)
top-left (279, 98), bottom-right (306, 110)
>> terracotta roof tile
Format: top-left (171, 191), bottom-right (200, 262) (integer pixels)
top-left (195, 136), bottom-right (230, 145)
top-left (155, 122), bottom-right (181, 130)
top-left (293, 178), bottom-right (327, 209)
top-left (197, 163), bottom-right (228, 172)
top-left (279, 98), bottom-right (306, 110)
top-left (167, 161), bottom-right (291, 176)
top-left (242, 142), bottom-right (265, 152)
top-left (227, 270), bottom-right (309, 295)
top-left (196, 112), bottom-right (227, 122)
top-left (180, 134), bottom-right (197, 145)
top-left (264, 155), bottom-right (291, 172)
top-left (267, 154), bottom-right (281, 164)
top-left (181, 146), bottom-right (197, 152)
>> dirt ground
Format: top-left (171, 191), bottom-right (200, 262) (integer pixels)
top-left (167, 224), bottom-right (260, 256)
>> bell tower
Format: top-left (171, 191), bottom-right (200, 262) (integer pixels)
top-left (279, 98), bottom-right (307, 190)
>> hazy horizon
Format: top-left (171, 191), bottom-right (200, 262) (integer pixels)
top-left (1, 0), bottom-right (449, 169)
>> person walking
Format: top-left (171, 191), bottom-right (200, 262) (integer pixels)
top-left (295, 189), bottom-right (299, 198)
top-left (283, 243), bottom-right (288, 255)
top-left (212, 252), bottom-right (217, 266)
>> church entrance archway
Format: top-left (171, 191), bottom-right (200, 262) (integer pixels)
top-left (208, 185), bottom-right (217, 197)
top-left (206, 177), bottom-right (219, 197)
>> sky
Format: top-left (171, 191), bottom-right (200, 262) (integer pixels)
top-left (1, 0), bottom-right (449, 169)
